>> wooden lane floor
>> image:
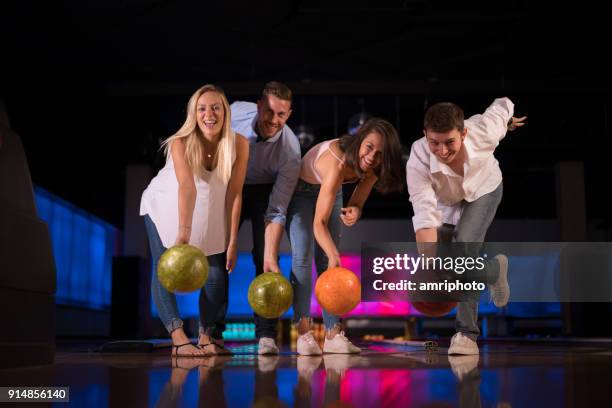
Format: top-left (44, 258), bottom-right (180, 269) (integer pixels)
top-left (1, 340), bottom-right (611, 407)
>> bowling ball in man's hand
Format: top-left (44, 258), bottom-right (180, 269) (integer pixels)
top-left (248, 272), bottom-right (294, 319)
top-left (412, 301), bottom-right (457, 317)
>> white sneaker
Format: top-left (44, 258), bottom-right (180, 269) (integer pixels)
top-left (297, 331), bottom-right (323, 356)
top-left (323, 331), bottom-right (361, 354)
top-left (448, 354), bottom-right (479, 381)
top-left (490, 254), bottom-right (510, 307)
top-left (448, 332), bottom-right (479, 355)
top-left (258, 337), bottom-right (279, 355)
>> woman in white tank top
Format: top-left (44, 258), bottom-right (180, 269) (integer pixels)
top-left (140, 85), bottom-right (249, 357)
top-left (285, 118), bottom-right (405, 355)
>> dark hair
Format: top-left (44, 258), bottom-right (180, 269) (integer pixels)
top-left (424, 102), bottom-right (464, 132)
top-left (262, 81), bottom-right (292, 103)
top-left (338, 118), bottom-right (404, 194)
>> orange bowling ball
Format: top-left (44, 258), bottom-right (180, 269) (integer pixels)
top-left (412, 301), bottom-right (457, 317)
top-left (315, 266), bottom-right (361, 315)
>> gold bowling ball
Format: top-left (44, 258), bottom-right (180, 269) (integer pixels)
top-left (157, 244), bottom-right (209, 293)
top-left (248, 273), bottom-right (293, 319)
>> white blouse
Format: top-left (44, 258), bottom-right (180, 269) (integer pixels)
top-left (140, 137), bottom-right (236, 255)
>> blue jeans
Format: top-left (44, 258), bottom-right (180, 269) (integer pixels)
top-left (240, 184), bottom-right (279, 340)
top-left (143, 215), bottom-right (228, 338)
top-left (286, 180), bottom-right (343, 330)
top-left (439, 183), bottom-right (503, 341)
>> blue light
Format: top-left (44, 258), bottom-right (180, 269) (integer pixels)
top-left (34, 186), bottom-right (118, 310)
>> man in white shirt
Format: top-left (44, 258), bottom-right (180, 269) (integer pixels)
top-left (406, 98), bottom-right (526, 355)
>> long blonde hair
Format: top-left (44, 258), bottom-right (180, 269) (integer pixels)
top-left (162, 84), bottom-right (235, 184)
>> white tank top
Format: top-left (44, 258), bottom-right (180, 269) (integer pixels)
top-left (300, 139), bottom-right (345, 184)
top-left (139, 137), bottom-right (236, 256)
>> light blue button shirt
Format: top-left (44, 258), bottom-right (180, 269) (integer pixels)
top-left (230, 101), bottom-right (301, 226)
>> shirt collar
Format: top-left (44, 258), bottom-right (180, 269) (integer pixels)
top-left (251, 114), bottom-right (283, 143)
top-left (462, 137), bottom-right (473, 161)
top-left (428, 149), bottom-right (447, 174)
top-left (427, 144), bottom-right (469, 177)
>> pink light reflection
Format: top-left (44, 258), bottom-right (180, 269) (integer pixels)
top-left (309, 254), bottom-right (419, 317)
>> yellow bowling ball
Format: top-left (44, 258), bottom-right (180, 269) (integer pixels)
top-left (157, 244), bottom-right (209, 293)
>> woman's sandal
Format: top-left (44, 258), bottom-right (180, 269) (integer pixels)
top-left (198, 340), bottom-right (232, 355)
top-left (172, 342), bottom-right (202, 357)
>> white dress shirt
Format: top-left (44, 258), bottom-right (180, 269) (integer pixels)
top-left (406, 97), bottom-right (514, 231)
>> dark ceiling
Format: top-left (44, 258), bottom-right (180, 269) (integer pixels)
top-left (3, 0), bottom-right (610, 84)
top-left (1, 0), bottom-right (611, 231)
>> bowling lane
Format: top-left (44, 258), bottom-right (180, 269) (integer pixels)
top-left (1, 340), bottom-right (610, 407)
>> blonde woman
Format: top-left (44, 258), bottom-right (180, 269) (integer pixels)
top-left (140, 85), bottom-right (249, 357)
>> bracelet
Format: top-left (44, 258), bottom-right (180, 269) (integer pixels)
top-left (179, 225), bottom-right (192, 230)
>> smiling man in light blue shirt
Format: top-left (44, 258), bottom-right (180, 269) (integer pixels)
top-left (230, 81), bottom-right (301, 354)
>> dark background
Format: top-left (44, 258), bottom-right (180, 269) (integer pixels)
top-left (2, 0), bottom-right (611, 234)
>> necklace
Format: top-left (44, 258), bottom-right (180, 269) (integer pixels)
top-left (205, 140), bottom-right (220, 160)
top-left (207, 146), bottom-right (218, 159)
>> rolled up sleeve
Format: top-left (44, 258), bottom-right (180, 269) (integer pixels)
top-left (265, 133), bottom-right (301, 226)
top-left (406, 145), bottom-right (442, 231)
top-left (466, 97), bottom-right (515, 151)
